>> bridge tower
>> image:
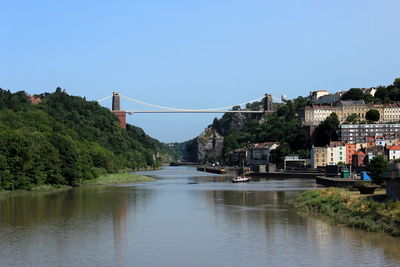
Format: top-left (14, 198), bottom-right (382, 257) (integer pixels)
top-left (264, 93), bottom-right (273, 112)
top-left (111, 92), bottom-right (127, 129)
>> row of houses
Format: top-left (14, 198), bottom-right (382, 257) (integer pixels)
top-left (311, 136), bottom-right (400, 169)
top-left (300, 100), bottom-right (400, 126)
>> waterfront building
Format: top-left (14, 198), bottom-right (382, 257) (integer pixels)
top-left (339, 123), bottom-right (400, 143)
top-left (345, 143), bottom-right (356, 164)
top-left (247, 142), bottom-right (279, 166)
top-left (327, 142), bottom-right (346, 165)
top-left (311, 146), bottom-right (327, 168)
top-left (311, 142), bottom-right (346, 168)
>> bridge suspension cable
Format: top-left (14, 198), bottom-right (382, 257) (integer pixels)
top-left (97, 95), bottom-right (113, 103)
top-left (119, 94), bottom-right (265, 112)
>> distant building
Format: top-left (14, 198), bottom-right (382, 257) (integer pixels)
top-left (300, 102), bottom-right (400, 126)
top-left (28, 95), bottom-right (42, 104)
top-left (366, 146), bottom-right (385, 161)
top-left (352, 151), bottom-right (367, 168)
top-left (345, 143), bottom-right (356, 164)
top-left (309, 90), bottom-right (329, 102)
top-left (248, 142), bottom-right (279, 166)
top-left (339, 123), bottom-right (400, 143)
top-left (327, 142), bottom-right (346, 165)
top-left (311, 146), bottom-right (327, 168)
top-left (387, 145), bottom-right (400, 161)
top-left (311, 141), bottom-right (346, 168)
top-left (308, 88), bottom-right (375, 106)
top-left (309, 90), bottom-right (345, 105)
top-left (362, 87), bottom-right (377, 96)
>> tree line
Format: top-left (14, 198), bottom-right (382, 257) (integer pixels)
top-left (0, 88), bottom-right (172, 190)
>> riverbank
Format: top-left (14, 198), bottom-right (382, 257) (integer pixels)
top-left (0, 171), bottom-right (155, 198)
top-left (292, 188), bottom-right (400, 237)
top-left (0, 184), bottom-right (72, 198)
top-left (84, 172), bottom-right (155, 185)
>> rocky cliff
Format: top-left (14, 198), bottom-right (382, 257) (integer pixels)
top-left (186, 112), bottom-right (258, 162)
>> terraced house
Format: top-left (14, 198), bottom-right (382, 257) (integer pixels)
top-left (300, 101), bottom-right (400, 126)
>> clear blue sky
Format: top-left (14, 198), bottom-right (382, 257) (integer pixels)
top-left (1, 0), bottom-right (400, 142)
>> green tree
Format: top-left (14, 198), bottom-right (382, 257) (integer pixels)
top-left (346, 113), bottom-right (359, 124)
top-left (394, 78), bottom-right (400, 89)
top-left (313, 113), bottom-right (339, 146)
top-left (270, 142), bottom-right (291, 165)
top-left (363, 94), bottom-right (375, 103)
top-left (222, 134), bottom-right (239, 156)
top-left (341, 88), bottom-right (363, 101)
top-left (367, 155), bottom-right (388, 184)
top-left (366, 109), bottom-right (380, 122)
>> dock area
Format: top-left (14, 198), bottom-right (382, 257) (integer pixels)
top-left (248, 172), bottom-right (321, 179)
top-left (196, 166), bottom-right (228, 174)
top-left (315, 176), bottom-right (360, 188)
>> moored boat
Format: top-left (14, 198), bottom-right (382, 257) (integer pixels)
top-left (232, 175), bottom-right (250, 183)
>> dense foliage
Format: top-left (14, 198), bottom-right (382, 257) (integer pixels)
top-left (367, 155), bottom-right (388, 184)
top-left (313, 113), bottom-right (339, 146)
top-left (0, 88), bottom-right (171, 190)
top-left (197, 97), bottom-right (311, 163)
top-left (292, 188), bottom-right (400, 237)
top-left (365, 109), bottom-right (380, 122)
top-left (341, 88), bottom-right (364, 101)
top-left (341, 78), bottom-right (400, 103)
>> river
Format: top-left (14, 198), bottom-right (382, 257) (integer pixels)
top-left (1, 166), bottom-right (400, 267)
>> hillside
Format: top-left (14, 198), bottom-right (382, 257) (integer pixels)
top-left (0, 88), bottom-right (173, 190)
top-left (183, 96), bottom-right (310, 163)
top-left (183, 78), bottom-right (400, 164)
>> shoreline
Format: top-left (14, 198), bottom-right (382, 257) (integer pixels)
top-left (0, 171), bottom-right (156, 198)
top-left (83, 171), bottom-right (155, 185)
top-left (291, 188), bottom-right (400, 237)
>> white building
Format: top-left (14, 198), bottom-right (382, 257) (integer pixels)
top-left (388, 146), bottom-right (400, 161)
top-left (326, 142), bottom-right (346, 165)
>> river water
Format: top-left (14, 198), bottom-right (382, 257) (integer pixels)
top-left (1, 166), bottom-right (400, 267)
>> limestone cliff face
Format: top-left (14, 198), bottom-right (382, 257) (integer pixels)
top-left (219, 112), bottom-right (250, 136)
top-left (195, 127), bottom-right (224, 161)
top-left (185, 112), bottom-right (259, 162)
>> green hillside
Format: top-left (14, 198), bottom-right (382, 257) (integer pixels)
top-left (0, 88), bottom-right (172, 190)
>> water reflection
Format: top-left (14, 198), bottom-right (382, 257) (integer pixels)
top-left (0, 167), bottom-right (399, 267)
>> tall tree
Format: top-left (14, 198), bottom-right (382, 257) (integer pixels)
top-left (313, 113), bottom-right (339, 146)
top-left (341, 88), bottom-right (363, 101)
top-left (367, 155), bottom-right (388, 184)
top-left (366, 109), bottom-right (380, 122)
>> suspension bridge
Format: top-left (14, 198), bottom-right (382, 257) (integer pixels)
top-left (98, 92), bottom-right (276, 128)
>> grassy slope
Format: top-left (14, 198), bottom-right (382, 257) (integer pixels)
top-left (84, 172), bottom-right (155, 185)
top-left (292, 188), bottom-right (400, 237)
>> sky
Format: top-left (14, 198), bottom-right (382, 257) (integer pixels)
top-left (1, 0), bottom-right (400, 142)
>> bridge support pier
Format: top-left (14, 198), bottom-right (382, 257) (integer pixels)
top-left (111, 92), bottom-right (127, 129)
